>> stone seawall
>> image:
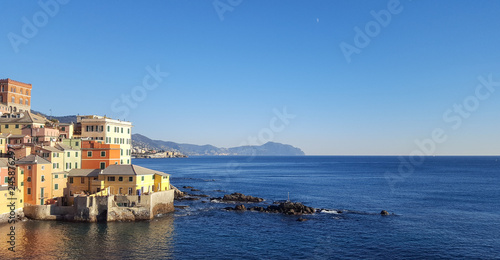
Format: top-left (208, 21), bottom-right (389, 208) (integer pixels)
top-left (0, 209), bottom-right (24, 224)
top-left (23, 190), bottom-right (175, 222)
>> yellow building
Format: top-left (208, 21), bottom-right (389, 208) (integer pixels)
top-left (96, 165), bottom-right (169, 195)
top-left (0, 111), bottom-right (49, 135)
top-left (67, 169), bottom-right (101, 195)
top-left (0, 133), bottom-right (8, 154)
top-left (0, 167), bottom-right (24, 218)
top-left (51, 171), bottom-right (68, 198)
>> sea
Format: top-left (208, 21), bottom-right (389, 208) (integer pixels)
top-left (0, 156), bottom-right (499, 259)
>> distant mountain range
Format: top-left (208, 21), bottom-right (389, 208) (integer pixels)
top-left (132, 134), bottom-right (305, 156)
top-left (30, 109), bottom-right (305, 156)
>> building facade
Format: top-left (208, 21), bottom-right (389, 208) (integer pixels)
top-left (0, 78), bottom-right (32, 113)
top-left (77, 115), bottom-right (132, 164)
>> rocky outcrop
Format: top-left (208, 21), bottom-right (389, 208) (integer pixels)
top-left (220, 193), bottom-right (264, 203)
top-left (380, 210), bottom-right (389, 216)
top-left (226, 201), bottom-right (316, 215)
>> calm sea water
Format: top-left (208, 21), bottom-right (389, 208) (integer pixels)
top-left (1, 156), bottom-right (499, 259)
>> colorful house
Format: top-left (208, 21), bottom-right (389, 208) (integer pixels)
top-left (67, 169), bottom-right (101, 195)
top-left (0, 165), bottom-right (24, 220)
top-left (22, 126), bottom-right (59, 144)
top-left (0, 78), bottom-right (32, 113)
top-left (81, 140), bottom-right (120, 169)
top-left (77, 115), bottom-right (132, 165)
top-left (16, 155), bottom-right (52, 205)
top-left (0, 111), bottom-right (49, 135)
top-left (99, 165), bottom-right (170, 195)
top-left (55, 143), bottom-right (81, 171)
top-left (58, 123), bottom-right (74, 140)
top-left (0, 133), bottom-right (9, 154)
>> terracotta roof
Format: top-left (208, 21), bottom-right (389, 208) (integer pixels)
top-left (67, 169), bottom-right (100, 177)
top-left (101, 164), bottom-right (169, 176)
top-left (16, 154), bottom-right (51, 165)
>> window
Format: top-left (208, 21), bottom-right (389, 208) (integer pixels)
top-left (81, 178), bottom-right (85, 184)
top-left (69, 177), bottom-right (73, 183)
top-left (75, 162), bottom-right (78, 168)
top-left (118, 177), bottom-right (123, 181)
top-left (100, 162), bottom-right (106, 169)
top-left (127, 159), bottom-right (130, 164)
top-left (27, 177), bottom-right (31, 182)
top-left (25, 99), bottom-right (29, 105)
top-left (67, 152), bottom-right (70, 157)
top-left (107, 176), bottom-right (115, 181)
top-left (41, 175), bottom-right (45, 182)
top-left (121, 127), bottom-right (123, 133)
top-left (129, 177), bottom-right (133, 182)
top-left (128, 128), bottom-right (130, 134)
top-left (87, 151), bottom-right (92, 157)
top-left (101, 151), bottom-right (106, 157)
top-left (121, 149), bottom-right (123, 156)
top-left (11, 97), bottom-right (15, 103)
top-left (21, 182), bottom-right (24, 186)
top-left (141, 176), bottom-right (144, 181)
top-left (53, 163), bottom-right (57, 169)
top-left (75, 142), bottom-right (79, 146)
top-left (64, 174), bottom-right (67, 178)
top-left (15, 124), bottom-right (19, 128)
top-left (19, 98), bottom-right (23, 105)
top-left (55, 184), bottom-right (59, 190)
top-left (55, 174), bottom-right (58, 179)
top-left (119, 188), bottom-right (123, 194)
top-left (100, 126), bottom-right (104, 132)
top-left (5, 124), bottom-right (8, 129)
top-left (152, 175), bottom-right (155, 180)
top-left (128, 188), bottom-right (132, 195)
top-left (61, 127), bottom-right (65, 131)
top-left (121, 160), bottom-right (123, 164)
top-left (4, 176), bottom-right (8, 183)
top-left (41, 166), bottom-right (45, 170)
top-left (75, 152), bottom-right (78, 157)
top-left (28, 166), bottom-right (31, 170)
top-left (27, 188), bottom-right (31, 195)
top-left (107, 126), bottom-right (110, 132)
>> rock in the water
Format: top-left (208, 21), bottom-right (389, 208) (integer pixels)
top-left (235, 204), bottom-right (246, 211)
top-left (266, 202), bottom-right (316, 215)
top-left (191, 189), bottom-right (200, 192)
top-left (297, 218), bottom-right (308, 222)
top-left (381, 210), bottom-right (389, 216)
top-left (222, 193), bottom-right (264, 203)
top-left (183, 186), bottom-right (194, 189)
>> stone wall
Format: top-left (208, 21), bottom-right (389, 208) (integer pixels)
top-left (0, 209), bottom-right (24, 224)
top-left (23, 190), bottom-right (174, 222)
top-left (24, 205), bottom-right (74, 220)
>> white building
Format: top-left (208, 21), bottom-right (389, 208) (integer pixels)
top-left (77, 115), bottom-right (132, 164)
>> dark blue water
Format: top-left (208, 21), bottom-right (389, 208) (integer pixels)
top-left (1, 156), bottom-right (499, 259)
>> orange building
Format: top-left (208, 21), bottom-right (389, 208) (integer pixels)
top-left (16, 155), bottom-right (52, 205)
top-left (81, 141), bottom-right (120, 169)
top-left (0, 78), bottom-right (32, 113)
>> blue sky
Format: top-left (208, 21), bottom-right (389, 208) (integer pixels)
top-left (1, 0), bottom-right (499, 155)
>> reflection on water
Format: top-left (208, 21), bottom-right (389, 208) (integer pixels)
top-left (0, 215), bottom-right (174, 260)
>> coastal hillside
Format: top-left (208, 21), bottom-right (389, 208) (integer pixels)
top-left (132, 133), bottom-right (305, 156)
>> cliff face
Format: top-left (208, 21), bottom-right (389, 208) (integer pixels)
top-left (132, 134), bottom-right (306, 156)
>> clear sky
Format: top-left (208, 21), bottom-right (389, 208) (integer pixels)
top-left (1, 0), bottom-right (499, 155)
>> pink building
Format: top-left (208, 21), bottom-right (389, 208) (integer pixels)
top-left (22, 126), bottom-right (59, 144)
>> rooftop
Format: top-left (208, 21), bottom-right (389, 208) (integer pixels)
top-left (16, 154), bottom-right (51, 165)
top-left (67, 169), bottom-right (100, 177)
top-left (101, 164), bottom-right (169, 176)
